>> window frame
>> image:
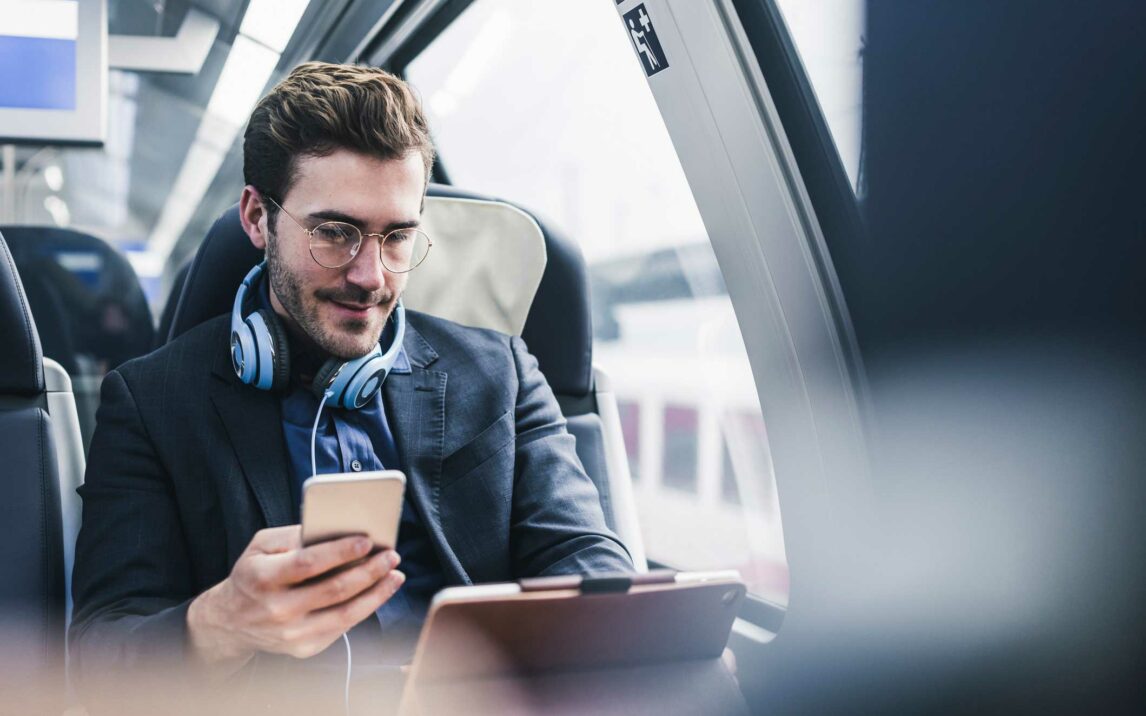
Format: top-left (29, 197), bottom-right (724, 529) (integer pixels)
top-left (729, 0), bottom-right (870, 386)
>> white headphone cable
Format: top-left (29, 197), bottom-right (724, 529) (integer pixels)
top-left (342, 631), bottom-right (353, 716)
top-left (310, 390), bottom-right (353, 716)
top-left (310, 389), bottom-right (333, 478)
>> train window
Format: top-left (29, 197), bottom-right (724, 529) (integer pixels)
top-left (407, 0), bottom-right (787, 601)
top-left (617, 400), bottom-right (641, 482)
top-left (721, 442), bottom-right (742, 507)
top-left (773, 0), bottom-right (865, 193)
top-left (662, 405), bottom-right (700, 494)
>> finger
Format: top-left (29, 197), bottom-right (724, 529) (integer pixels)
top-left (302, 569), bottom-right (406, 638)
top-left (286, 550), bottom-right (399, 612)
top-left (247, 525), bottom-right (303, 555)
top-left (269, 539), bottom-right (391, 586)
top-left (280, 570), bottom-right (407, 659)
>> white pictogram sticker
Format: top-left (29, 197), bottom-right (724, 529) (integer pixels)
top-left (623, 4), bottom-right (669, 77)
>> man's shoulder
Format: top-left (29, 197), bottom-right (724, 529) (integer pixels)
top-left (405, 309), bottom-right (514, 355)
top-left (116, 314), bottom-right (229, 385)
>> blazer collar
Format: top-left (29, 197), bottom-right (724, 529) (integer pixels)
top-left (400, 319), bottom-right (439, 370)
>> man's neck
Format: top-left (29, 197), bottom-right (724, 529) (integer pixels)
top-left (260, 279), bottom-right (330, 386)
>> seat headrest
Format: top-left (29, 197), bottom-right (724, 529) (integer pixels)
top-left (401, 195), bottom-right (546, 336)
top-left (168, 183), bottom-right (594, 396)
top-left (165, 205), bottom-right (261, 344)
top-left (0, 233), bottom-right (44, 396)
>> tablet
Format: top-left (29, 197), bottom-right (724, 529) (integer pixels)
top-left (406, 570), bottom-right (746, 683)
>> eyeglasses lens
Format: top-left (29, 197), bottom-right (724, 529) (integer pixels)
top-left (309, 222), bottom-right (431, 272)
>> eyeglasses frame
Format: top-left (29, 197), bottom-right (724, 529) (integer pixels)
top-left (263, 194), bottom-right (432, 273)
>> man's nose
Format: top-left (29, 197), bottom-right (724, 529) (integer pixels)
top-left (344, 236), bottom-right (387, 293)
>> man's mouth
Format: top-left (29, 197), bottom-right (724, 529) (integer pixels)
top-left (328, 299), bottom-right (375, 318)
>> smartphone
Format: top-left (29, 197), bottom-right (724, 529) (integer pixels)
top-left (301, 470), bottom-right (406, 551)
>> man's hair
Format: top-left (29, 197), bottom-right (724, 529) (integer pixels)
top-left (243, 62), bottom-right (435, 215)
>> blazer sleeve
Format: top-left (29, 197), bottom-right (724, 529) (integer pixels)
top-left (68, 368), bottom-right (199, 702)
top-left (507, 335), bottom-right (635, 577)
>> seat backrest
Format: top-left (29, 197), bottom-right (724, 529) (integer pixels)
top-left (14, 268), bottom-right (79, 375)
top-left (154, 258), bottom-right (192, 350)
top-left (0, 232), bottom-right (67, 711)
top-left (165, 185), bottom-right (646, 569)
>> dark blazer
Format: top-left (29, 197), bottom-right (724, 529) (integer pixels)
top-left (69, 310), bottom-right (632, 705)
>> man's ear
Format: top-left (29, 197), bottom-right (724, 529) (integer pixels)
top-left (239, 186), bottom-right (270, 250)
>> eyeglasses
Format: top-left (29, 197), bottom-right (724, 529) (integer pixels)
top-left (265, 196), bottom-right (432, 272)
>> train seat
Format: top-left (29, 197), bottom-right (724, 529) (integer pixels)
top-left (154, 258), bottom-right (191, 350)
top-left (164, 185), bottom-right (646, 569)
top-left (0, 232), bottom-right (80, 712)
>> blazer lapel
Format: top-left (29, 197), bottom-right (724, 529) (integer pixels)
top-left (384, 324), bottom-right (471, 585)
top-left (209, 351), bottom-right (294, 531)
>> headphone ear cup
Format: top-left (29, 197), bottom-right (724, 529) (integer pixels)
top-left (257, 309), bottom-right (292, 392)
top-left (230, 323), bottom-right (257, 385)
top-left (323, 347), bottom-right (388, 409)
top-left (312, 358), bottom-right (344, 401)
top-left (342, 354), bottom-right (387, 409)
top-left (309, 307), bottom-right (404, 407)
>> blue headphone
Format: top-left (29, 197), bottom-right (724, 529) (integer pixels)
top-left (230, 261), bottom-right (406, 409)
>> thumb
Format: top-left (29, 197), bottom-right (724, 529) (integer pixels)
top-left (247, 525), bottom-right (302, 555)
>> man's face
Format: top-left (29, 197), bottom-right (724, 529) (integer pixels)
top-left (260, 149), bottom-right (425, 359)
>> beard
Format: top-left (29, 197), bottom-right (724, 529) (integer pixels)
top-left (265, 226), bottom-right (394, 359)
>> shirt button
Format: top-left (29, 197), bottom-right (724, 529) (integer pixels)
top-left (351, 460), bottom-right (363, 472)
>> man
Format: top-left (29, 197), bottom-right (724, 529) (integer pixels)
top-left (69, 62), bottom-right (632, 713)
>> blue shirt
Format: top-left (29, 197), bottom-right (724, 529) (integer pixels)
top-left (258, 285), bottom-right (445, 648)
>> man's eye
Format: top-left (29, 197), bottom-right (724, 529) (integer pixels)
top-left (386, 230), bottom-right (412, 245)
top-left (316, 224), bottom-right (356, 243)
